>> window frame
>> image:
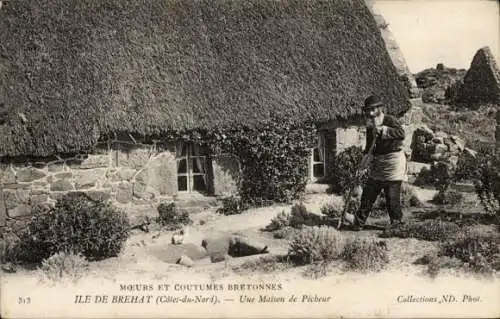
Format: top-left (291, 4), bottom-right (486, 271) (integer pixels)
top-left (176, 142), bottom-right (209, 194)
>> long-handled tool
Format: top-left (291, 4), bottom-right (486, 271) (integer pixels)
top-left (336, 128), bottom-right (378, 229)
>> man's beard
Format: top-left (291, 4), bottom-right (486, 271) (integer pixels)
top-left (370, 109), bottom-right (384, 126)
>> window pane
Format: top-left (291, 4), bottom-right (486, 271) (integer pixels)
top-left (177, 159), bottom-right (187, 173)
top-left (178, 176), bottom-right (187, 191)
top-left (191, 158), bottom-right (206, 173)
top-left (193, 175), bottom-right (206, 192)
top-left (313, 164), bottom-right (324, 178)
top-left (313, 148), bottom-right (321, 162)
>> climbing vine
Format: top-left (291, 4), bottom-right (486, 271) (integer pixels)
top-left (160, 120), bottom-right (318, 205)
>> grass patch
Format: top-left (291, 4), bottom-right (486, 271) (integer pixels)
top-left (288, 226), bottom-right (345, 265)
top-left (379, 220), bottom-right (461, 241)
top-left (232, 254), bottom-right (292, 273)
top-left (342, 238), bottom-right (389, 272)
top-left (37, 252), bottom-right (89, 284)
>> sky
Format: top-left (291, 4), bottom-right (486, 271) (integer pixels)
top-left (373, 0), bottom-right (500, 73)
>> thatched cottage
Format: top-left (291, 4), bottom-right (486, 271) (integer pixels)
top-left (0, 0), bottom-right (411, 220)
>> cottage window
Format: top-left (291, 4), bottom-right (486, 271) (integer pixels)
top-left (176, 142), bottom-right (208, 193)
top-left (309, 134), bottom-right (326, 181)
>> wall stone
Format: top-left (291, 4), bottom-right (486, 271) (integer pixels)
top-left (212, 155), bottom-right (239, 196)
top-left (74, 168), bottom-right (107, 189)
top-left (50, 179), bottom-right (75, 192)
top-left (113, 182), bottom-right (133, 204)
top-left (133, 153), bottom-right (177, 199)
top-left (116, 146), bottom-right (153, 169)
top-left (16, 168), bottom-right (46, 183)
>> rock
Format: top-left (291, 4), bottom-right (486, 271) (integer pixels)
top-left (54, 172), bottom-right (72, 179)
top-left (16, 168), bottom-right (46, 182)
top-left (434, 143), bottom-right (448, 154)
top-left (48, 163), bottom-right (64, 172)
top-left (0, 166), bottom-right (16, 184)
top-left (84, 190), bottom-right (111, 202)
top-left (133, 153), bottom-right (177, 198)
top-left (113, 182), bottom-right (133, 204)
top-left (448, 156), bottom-right (459, 169)
top-left (116, 147), bottom-right (152, 169)
top-left (50, 179), bottom-right (74, 192)
top-left (107, 168), bottom-right (137, 182)
top-left (7, 204), bottom-right (32, 218)
top-left (176, 255), bottom-right (194, 267)
top-left (74, 169), bottom-right (106, 189)
top-left (450, 135), bottom-right (465, 151)
top-left (79, 155), bottom-right (111, 169)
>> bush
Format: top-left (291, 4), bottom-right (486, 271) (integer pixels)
top-left (217, 196), bottom-right (247, 216)
top-left (414, 161), bottom-right (454, 191)
top-left (431, 189), bottom-right (463, 206)
top-left (157, 202), bottom-right (192, 229)
top-left (264, 210), bottom-right (291, 232)
top-left (11, 192), bottom-right (130, 264)
top-left (380, 220), bottom-right (461, 241)
top-left (320, 202), bottom-right (342, 219)
top-left (289, 203), bottom-right (324, 228)
top-left (440, 232), bottom-right (500, 268)
top-left (288, 226), bottom-right (344, 265)
top-left (473, 150), bottom-right (500, 218)
top-left (330, 146), bottom-right (365, 194)
top-left (342, 238), bottom-right (389, 271)
top-left (38, 252), bottom-right (89, 283)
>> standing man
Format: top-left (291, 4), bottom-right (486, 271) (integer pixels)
top-left (349, 95), bottom-right (407, 230)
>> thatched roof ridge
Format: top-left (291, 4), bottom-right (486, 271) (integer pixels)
top-left (0, 0), bottom-right (410, 157)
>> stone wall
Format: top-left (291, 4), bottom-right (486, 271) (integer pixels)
top-left (0, 139), bottom-right (240, 242)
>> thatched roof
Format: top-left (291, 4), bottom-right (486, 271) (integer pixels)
top-left (0, 0), bottom-right (410, 157)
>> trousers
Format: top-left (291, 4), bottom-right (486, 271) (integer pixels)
top-left (355, 178), bottom-right (403, 225)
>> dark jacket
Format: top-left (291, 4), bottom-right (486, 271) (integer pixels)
top-left (363, 114), bottom-right (405, 156)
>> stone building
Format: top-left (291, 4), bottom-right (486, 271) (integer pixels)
top-left (0, 0), bottom-right (411, 227)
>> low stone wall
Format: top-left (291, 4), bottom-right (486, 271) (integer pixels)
top-left (0, 139), bottom-right (240, 246)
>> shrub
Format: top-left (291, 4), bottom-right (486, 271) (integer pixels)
top-left (216, 196), bottom-right (247, 216)
top-left (342, 238), bottom-right (389, 272)
top-left (288, 226), bottom-right (344, 265)
top-left (289, 203), bottom-right (324, 228)
top-left (264, 210), bottom-right (291, 232)
top-left (320, 202), bottom-right (342, 219)
top-left (473, 150), bottom-right (500, 218)
top-left (11, 192), bottom-right (130, 264)
top-left (402, 184), bottom-right (423, 208)
top-left (38, 252), bottom-right (89, 283)
top-left (380, 220), bottom-right (461, 241)
top-left (414, 161), bottom-right (454, 191)
top-left (431, 189), bottom-right (463, 206)
top-left (330, 146), bottom-right (366, 194)
top-left (157, 202), bottom-right (192, 229)
top-left (455, 151), bottom-right (481, 182)
top-left (440, 232), bottom-right (499, 268)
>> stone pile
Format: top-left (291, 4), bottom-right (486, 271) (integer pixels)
top-left (410, 125), bottom-right (466, 164)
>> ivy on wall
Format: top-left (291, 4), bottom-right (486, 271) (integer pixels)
top-left (157, 120), bottom-right (319, 204)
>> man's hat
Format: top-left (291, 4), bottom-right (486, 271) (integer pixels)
top-left (363, 95), bottom-right (384, 110)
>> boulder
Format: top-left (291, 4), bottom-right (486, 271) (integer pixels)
top-left (16, 168), bottom-right (46, 182)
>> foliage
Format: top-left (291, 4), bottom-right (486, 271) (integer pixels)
top-left (288, 203), bottom-right (324, 228)
top-left (162, 122), bottom-right (317, 205)
top-left (473, 150), bottom-right (500, 218)
top-left (38, 252), bottom-right (89, 283)
top-left (414, 161), bottom-right (454, 192)
top-left (380, 220), bottom-right (461, 242)
top-left (431, 189), bottom-right (463, 206)
top-left (157, 202), bottom-right (192, 230)
top-left (288, 226), bottom-right (345, 265)
top-left (329, 146), bottom-right (366, 194)
top-left (419, 232), bottom-right (500, 277)
top-left (11, 193), bottom-right (130, 264)
top-left (264, 210), bottom-right (291, 232)
top-left (342, 238), bottom-right (389, 272)
top-left (440, 232), bottom-right (500, 268)
top-left (217, 196), bottom-right (248, 216)
top-left (320, 202), bottom-right (343, 219)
